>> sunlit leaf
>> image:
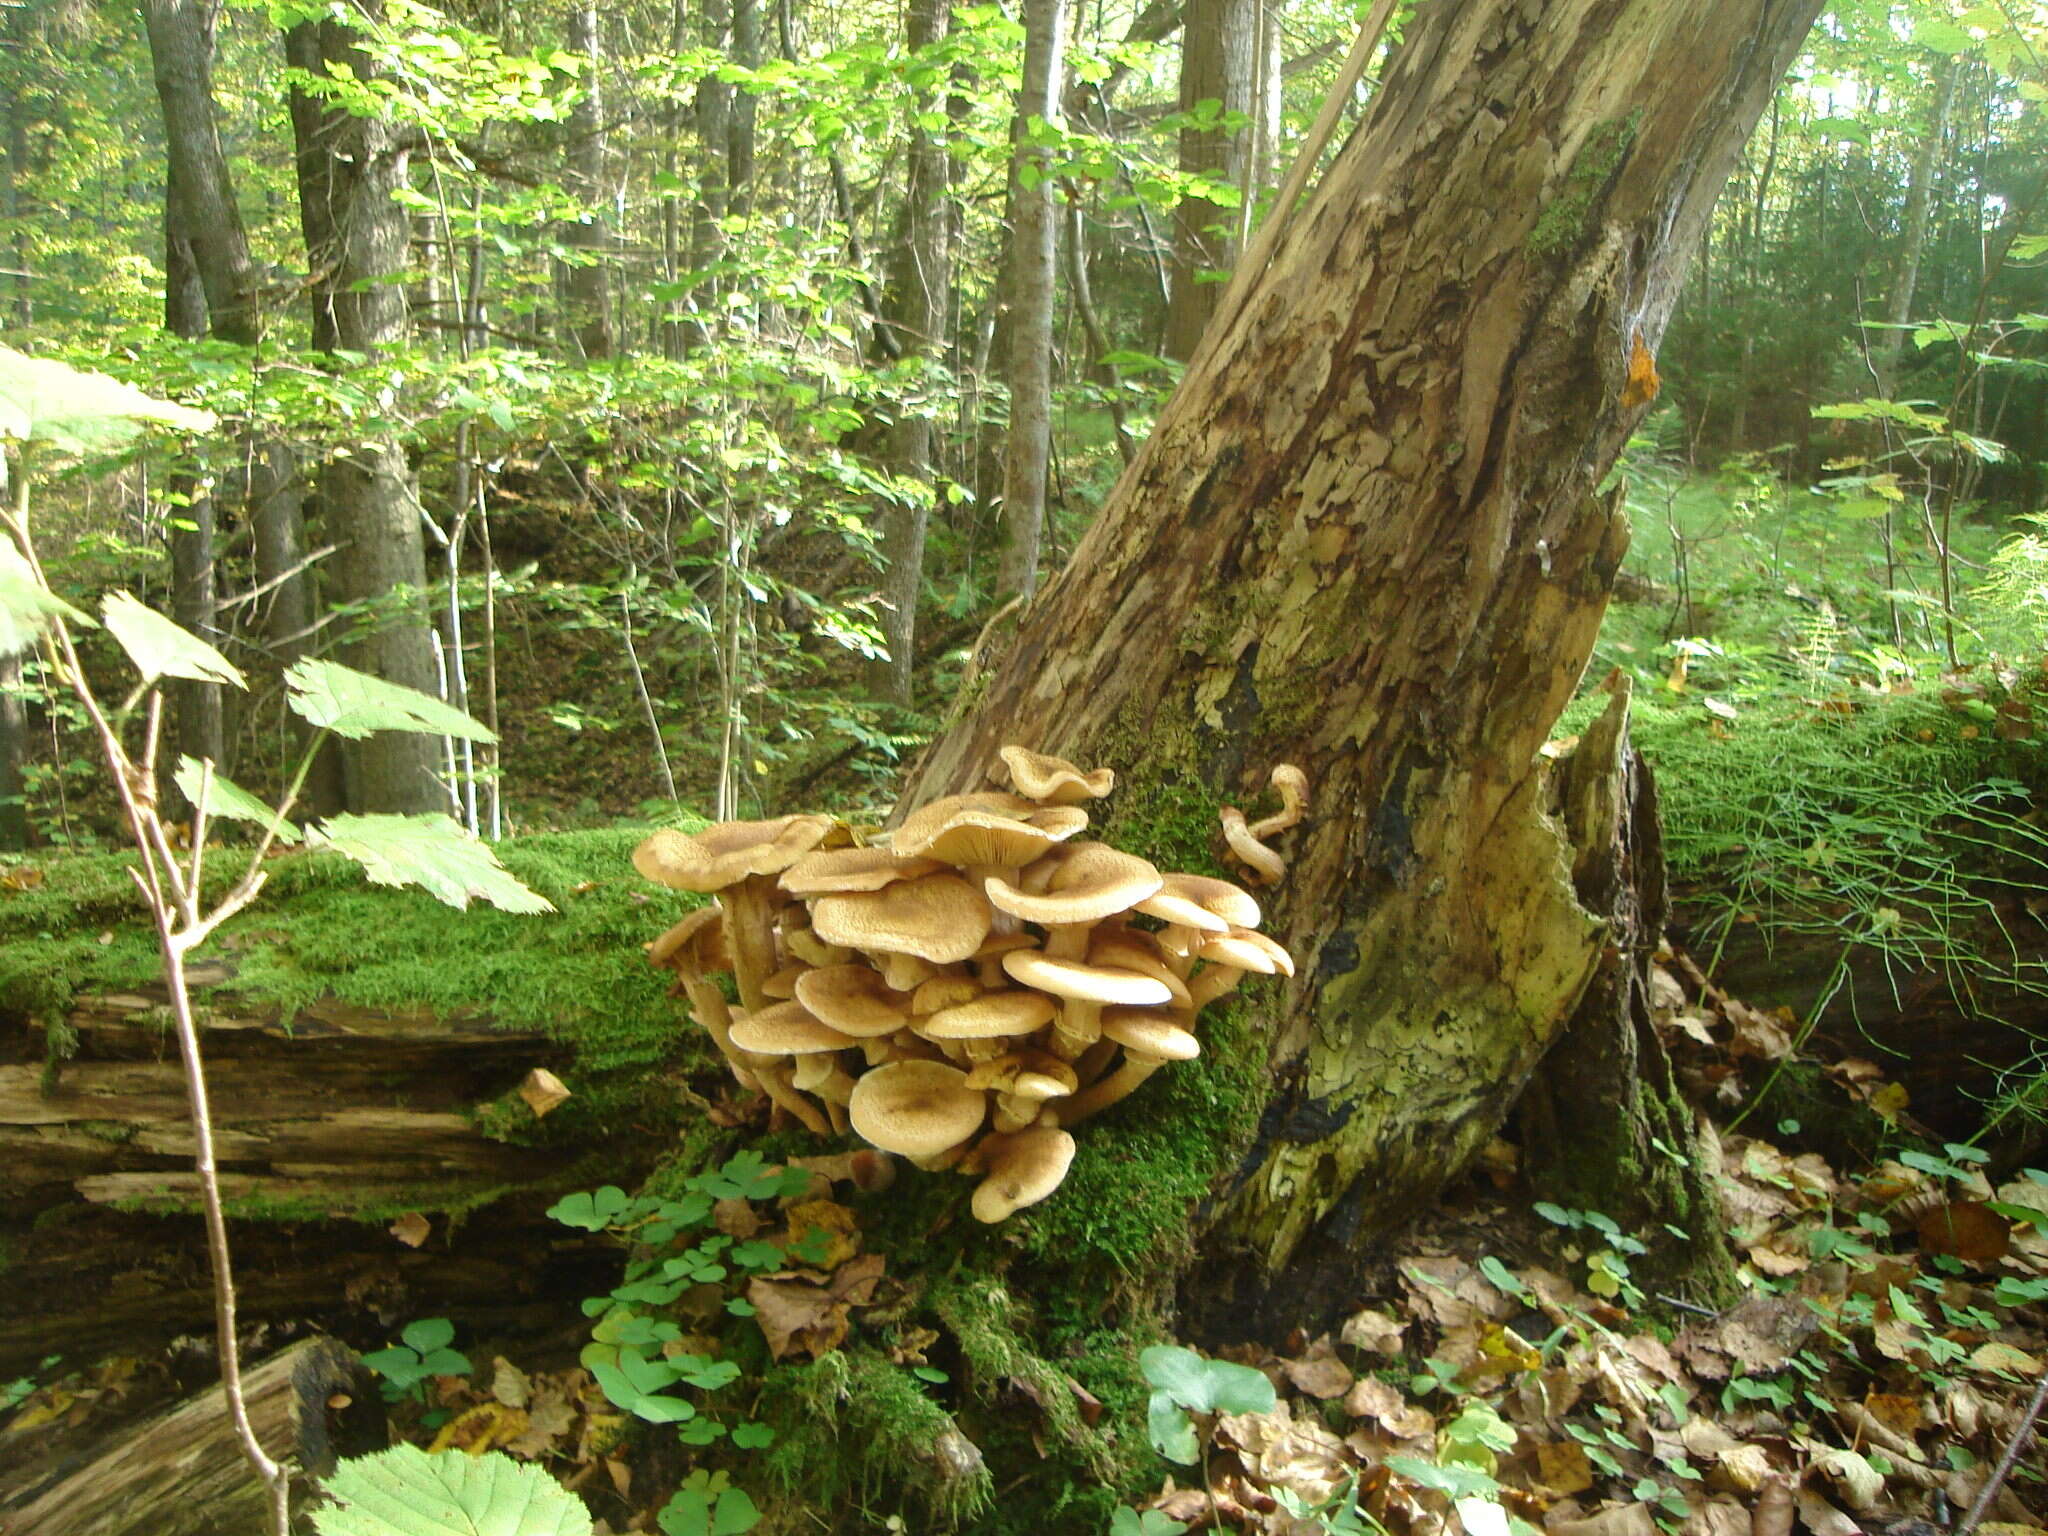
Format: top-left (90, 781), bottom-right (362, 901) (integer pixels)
top-left (172, 758), bottom-right (301, 843)
top-left (102, 593), bottom-right (246, 688)
top-left (0, 541), bottom-right (89, 660)
top-left (0, 346), bottom-right (215, 454)
top-left (286, 658), bottom-right (495, 742)
top-left (309, 813), bottom-right (553, 913)
top-left (310, 1444), bottom-right (591, 1535)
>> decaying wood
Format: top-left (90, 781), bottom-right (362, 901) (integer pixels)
top-left (4, 966), bottom-right (563, 1215)
top-left (0, 1335), bottom-right (383, 1536)
top-left (905, 0), bottom-right (1825, 1285)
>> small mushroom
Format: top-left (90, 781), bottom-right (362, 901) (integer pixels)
top-left (1001, 946), bottom-right (1172, 1060)
top-left (968, 1125), bottom-right (1077, 1222)
top-left (1136, 873), bottom-right (1262, 971)
top-left (1249, 764), bottom-right (1310, 841)
top-left (1056, 1006), bottom-right (1198, 1126)
top-left (635, 815), bottom-right (842, 1014)
top-left (1218, 805), bottom-right (1287, 886)
top-left (985, 841), bottom-right (1163, 959)
top-left (848, 1059), bottom-right (989, 1162)
top-left (996, 746), bottom-right (1115, 806)
top-left (919, 988), bottom-right (1058, 1064)
top-left (1188, 926), bottom-right (1295, 1010)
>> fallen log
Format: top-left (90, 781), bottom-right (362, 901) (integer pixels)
top-left (0, 1334), bottom-right (384, 1536)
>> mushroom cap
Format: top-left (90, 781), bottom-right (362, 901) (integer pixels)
top-left (1198, 927), bottom-right (1296, 977)
top-left (921, 989), bottom-right (1058, 1040)
top-left (1100, 1005), bottom-right (1201, 1061)
top-left (969, 1126), bottom-right (1078, 1222)
top-left (1088, 924), bottom-right (1194, 1009)
top-left (998, 746), bottom-right (1116, 806)
top-left (911, 974), bottom-right (985, 1015)
top-left (1135, 873), bottom-right (1262, 933)
top-left (811, 873), bottom-right (992, 963)
top-left (1001, 947), bottom-right (1174, 1006)
top-left (763, 963), bottom-right (810, 1000)
top-left (794, 964), bottom-right (915, 1038)
top-left (894, 792), bottom-right (1084, 869)
top-left (728, 1000), bottom-right (861, 1055)
top-left (648, 905), bottom-right (727, 971)
top-left (634, 815), bottom-right (841, 893)
top-left (985, 842), bottom-right (1163, 928)
top-left (780, 845), bottom-right (945, 896)
top-left (848, 1060), bottom-right (988, 1158)
top-left (964, 1050), bottom-right (1079, 1099)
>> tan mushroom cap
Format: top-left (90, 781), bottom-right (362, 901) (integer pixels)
top-left (1088, 925), bottom-right (1193, 1009)
top-left (848, 1059), bottom-right (988, 1159)
top-left (633, 814), bottom-right (841, 893)
top-left (1100, 1005), bottom-right (1201, 1062)
top-left (970, 1126), bottom-right (1078, 1222)
top-left (985, 841), bottom-right (1163, 927)
top-left (1135, 873), bottom-right (1262, 934)
top-left (762, 963), bottom-right (809, 1000)
top-left (921, 988), bottom-right (1058, 1040)
top-left (998, 746), bottom-right (1116, 806)
top-left (912, 974), bottom-right (984, 1016)
top-left (794, 965), bottom-right (915, 1038)
top-left (894, 792), bottom-right (1085, 869)
top-left (964, 1049), bottom-right (1079, 1099)
top-left (1199, 927), bottom-right (1295, 976)
top-left (728, 1001), bottom-right (861, 1055)
top-left (781, 845), bottom-right (944, 896)
top-left (811, 872), bottom-right (992, 964)
top-left (648, 905), bottom-right (727, 970)
top-left (1001, 947), bottom-right (1174, 1006)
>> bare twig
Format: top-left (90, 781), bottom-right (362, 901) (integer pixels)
top-left (1954, 1366), bottom-right (2048, 1536)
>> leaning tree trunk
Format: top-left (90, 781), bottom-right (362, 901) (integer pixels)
top-left (903, 0), bottom-right (1822, 1292)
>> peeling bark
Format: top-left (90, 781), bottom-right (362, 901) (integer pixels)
top-left (904, 0), bottom-right (1822, 1282)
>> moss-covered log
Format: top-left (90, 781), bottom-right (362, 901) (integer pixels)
top-left (905, 0), bottom-right (1824, 1305)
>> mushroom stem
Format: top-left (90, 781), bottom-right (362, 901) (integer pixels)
top-left (1219, 806), bottom-right (1287, 886)
top-left (721, 875), bottom-right (783, 1015)
top-left (754, 1060), bottom-right (831, 1136)
top-left (1188, 964), bottom-right (1246, 1012)
top-left (1043, 922), bottom-right (1092, 961)
top-left (1048, 999), bottom-right (1102, 1061)
top-left (672, 970), bottom-right (762, 1089)
top-left (1057, 1052), bottom-right (1167, 1126)
top-left (1071, 1036), bottom-right (1119, 1087)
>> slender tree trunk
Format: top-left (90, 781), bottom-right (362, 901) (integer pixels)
top-left (283, 22), bottom-right (339, 353)
top-left (729, 0), bottom-right (761, 217)
top-left (688, 0), bottom-right (735, 349)
top-left (995, 0), bottom-right (1068, 603)
top-left (1165, 0), bottom-right (1255, 360)
top-left (868, 0), bottom-right (954, 704)
top-left (562, 1), bottom-right (612, 361)
top-left (297, 12), bottom-right (445, 815)
top-left (0, 655), bottom-right (24, 852)
top-left (1875, 56), bottom-right (1960, 394)
top-left (2, 9), bottom-right (33, 329)
top-left (904, 0), bottom-right (1821, 1301)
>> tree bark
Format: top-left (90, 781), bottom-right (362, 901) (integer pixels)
top-left (904, 0), bottom-right (1822, 1291)
top-left (1164, 0), bottom-right (1255, 361)
top-left (0, 655), bottom-right (23, 851)
top-left (296, 12), bottom-right (447, 815)
top-left (561, 1), bottom-right (613, 361)
top-left (1875, 55), bottom-right (1960, 394)
top-left (868, 0), bottom-right (954, 705)
top-left (995, 0), bottom-right (1068, 603)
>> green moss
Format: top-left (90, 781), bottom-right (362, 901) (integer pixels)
top-left (0, 828), bottom-right (707, 1140)
top-left (758, 1347), bottom-right (994, 1531)
top-left (1527, 112), bottom-right (1643, 258)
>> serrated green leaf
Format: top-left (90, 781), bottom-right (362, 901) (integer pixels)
top-left (101, 593), bottom-right (245, 688)
top-left (311, 1444), bottom-right (591, 1535)
top-left (286, 658), bottom-right (495, 742)
top-left (0, 347), bottom-right (215, 455)
top-left (173, 758), bottom-right (301, 842)
top-left (0, 540), bottom-right (90, 659)
top-left (309, 813), bottom-right (554, 914)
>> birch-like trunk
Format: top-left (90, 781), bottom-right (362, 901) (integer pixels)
top-left (904, 0), bottom-right (1821, 1288)
top-left (1164, 0), bottom-right (1255, 361)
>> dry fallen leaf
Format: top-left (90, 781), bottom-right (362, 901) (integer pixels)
top-left (1339, 1305), bottom-right (1406, 1355)
top-left (1282, 1337), bottom-right (1355, 1400)
top-left (747, 1251), bottom-right (886, 1361)
top-left (517, 1067), bottom-right (572, 1118)
top-left (388, 1211), bottom-right (431, 1248)
top-left (1536, 1439), bottom-right (1596, 1495)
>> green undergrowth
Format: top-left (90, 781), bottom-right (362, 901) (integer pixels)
top-left (656, 989), bottom-right (1270, 1534)
top-left (0, 826), bottom-right (708, 1144)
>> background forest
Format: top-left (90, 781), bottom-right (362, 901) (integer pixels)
top-left (2, 0), bottom-right (2045, 849)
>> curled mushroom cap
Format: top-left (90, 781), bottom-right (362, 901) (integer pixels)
top-left (811, 872), bottom-right (992, 964)
top-left (795, 965), bottom-right (915, 1038)
top-left (1100, 1005), bottom-right (1201, 1062)
top-left (1250, 764), bottom-right (1310, 841)
top-left (781, 845), bottom-right (944, 896)
top-left (648, 904), bottom-right (727, 971)
top-left (848, 1059), bottom-right (988, 1159)
top-left (728, 1001), bottom-right (860, 1055)
top-left (1135, 873), bottom-right (1262, 934)
top-left (964, 1049), bottom-right (1079, 1098)
top-left (1218, 806), bottom-right (1287, 886)
top-left (1088, 925), bottom-right (1193, 1009)
top-left (969, 1126), bottom-right (1078, 1222)
top-left (912, 974), bottom-right (984, 1016)
top-left (921, 988), bottom-right (1057, 1040)
top-left (998, 746), bottom-right (1115, 806)
top-left (634, 815), bottom-right (841, 892)
top-left (985, 842), bottom-right (1163, 928)
top-left (1199, 927), bottom-right (1295, 977)
top-left (1001, 947), bottom-right (1173, 1006)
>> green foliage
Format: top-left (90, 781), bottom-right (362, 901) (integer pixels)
top-left (0, 344), bottom-right (214, 454)
top-left (1139, 1344), bottom-right (1274, 1464)
top-left (100, 590), bottom-right (244, 687)
top-left (361, 1317), bottom-right (474, 1405)
top-left (311, 1443), bottom-right (591, 1535)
